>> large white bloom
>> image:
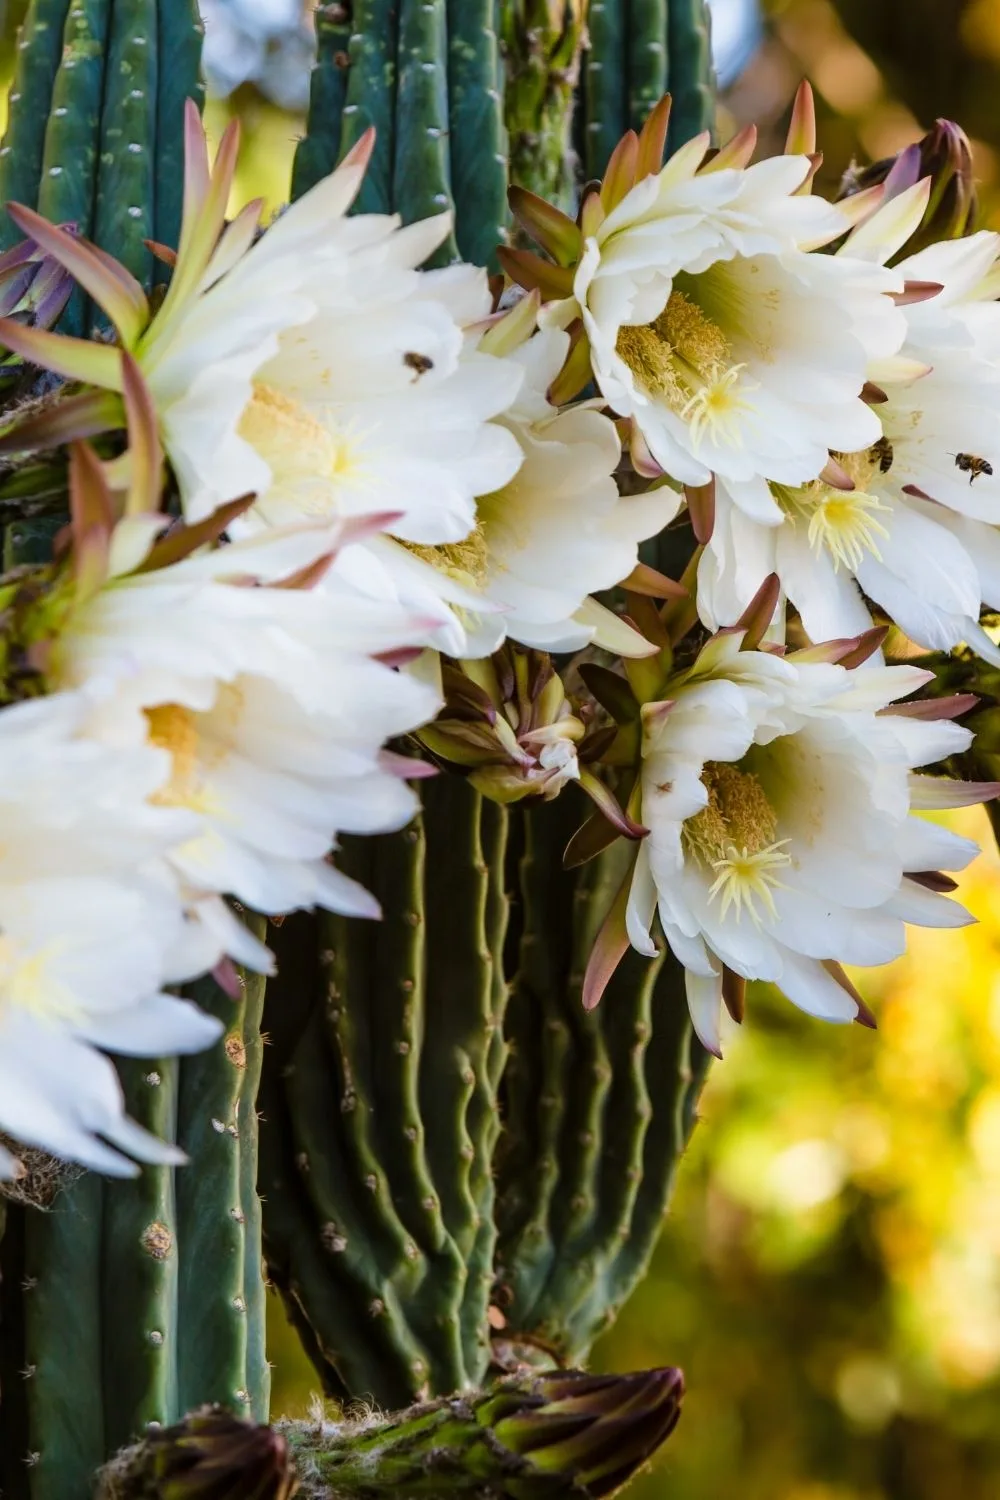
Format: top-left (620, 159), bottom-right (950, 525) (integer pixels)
top-left (50, 522), bottom-right (440, 941)
top-left (0, 692), bottom-right (222, 1176)
top-left (625, 634), bottom-right (982, 1055)
top-left (699, 228), bottom-right (1000, 663)
top-left (571, 137), bottom-right (906, 488)
top-left (324, 306), bottom-right (674, 658)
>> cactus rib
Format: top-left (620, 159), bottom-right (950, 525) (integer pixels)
top-left (154, 0), bottom-right (205, 263)
top-left (339, 0), bottom-right (399, 216)
top-left (582, 0), bottom-right (627, 183)
top-left (100, 1060), bottom-right (179, 1452)
top-left (665, 0), bottom-right (715, 153)
top-left (36, 0), bottom-right (111, 336)
top-left (175, 976), bottom-right (249, 1419)
top-left (445, 0), bottom-right (507, 268)
top-left (290, 3), bottom-right (354, 202)
top-left (23, 1175), bottom-right (105, 1500)
top-left (239, 917), bottom-right (272, 1425)
top-left (92, 0), bottom-right (158, 299)
top-left (628, 0), bottom-right (669, 131)
top-left (0, 0), bottom-right (74, 251)
top-left (393, 0), bottom-right (457, 265)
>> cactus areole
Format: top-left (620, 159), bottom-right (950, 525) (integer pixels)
top-left (0, 1), bottom-right (715, 1496)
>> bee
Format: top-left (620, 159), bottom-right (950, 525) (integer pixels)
top-left (403, 351), bottom-right (434, 381)
top-left (950, 451), bottom-right (994, 484)
top-left (870, 436), bottom-right (894, 474)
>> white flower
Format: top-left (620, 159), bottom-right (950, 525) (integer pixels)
top-left (50, 522), bottom-right (440, 933)
top-left (624, 633), bottom-right (982, 1055)
top-left (699, 224), bottom-right (1000, 664)
top-left (0, 692), bottom-right (223, 1175)
top-left (331, 304), bottom-right (675, 659)
top-left (571, 138), bottom-right (906, 489)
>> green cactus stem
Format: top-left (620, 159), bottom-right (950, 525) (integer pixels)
top-left (496, 798), bottom-right (710, 1368)
top-left (394, 0), bottom-right (458, 266)
top-left (0, 0), bottom-right (74, 251)
top-left (580, 0), bottom-right (715, 182)
top-left (500, 0), bottom-right (586, 212)
top-left (153, 0), bottom-right (205, 263)
top-left (339, 0), bottom-right (399, 216)
top-left (100, 1060), bottom-right (180, 1451)
top-left (22, 1174), bottom-right (106, 1500)
top-left (581, 0), bottom-right (627, 183)
top-left (261, 786), bottom-right (511, 1406)
top-left (240, 920), bottom-right (272, 1425)
top-left (91, 0), bottom-right (159, 301)
top-left (291, 0), bottom-right (507, 262)
top-left (446, 0), bottom-right (508, 268)
top-left (627, 0), bottom-right (668, 132)
top-left (176, 977), bottom-right (250, 1420)
top-left (36, 0), bottom-right (111, 334)
top-left (664, 0), bottom-right (715, 154)
top-left (290, 4), bottom-right (354, 202)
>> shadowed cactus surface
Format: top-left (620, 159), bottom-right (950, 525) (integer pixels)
top-left (0, 1), bottom-right (715, 1495)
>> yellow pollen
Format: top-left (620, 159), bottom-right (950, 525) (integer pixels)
top-left (683, 762), bottom-right (791, 925)
top-left (404, 523), bottom-right (491, 588)
top-left (616, 291), bottom-right (751, 447)
top-left (239, 383), bottom-right (367, 515)
top-left (145, 703), bottom-right (204, 808)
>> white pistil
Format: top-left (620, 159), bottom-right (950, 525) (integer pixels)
top-left (708, 840), bottom-right (792, 925)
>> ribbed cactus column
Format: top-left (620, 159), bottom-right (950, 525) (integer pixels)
top-left (259, 777), bottom-right (511, 1409)
top-left (0, 7), bottom-right (268, 1495)
top-left (291, 0), bottom-right (509, 267)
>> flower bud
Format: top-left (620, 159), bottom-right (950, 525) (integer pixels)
top-left (97, 1408), bottom-right (297, 1500)
top-left (0, 231), bottom-right (75, 338)
top-left (839, 119), bottom-right (977, 257)
top-left (418, 648), bottom-right (585, 805)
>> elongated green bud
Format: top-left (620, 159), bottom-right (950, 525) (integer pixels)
top-left (280, 1366), bottom-right (683, 1498)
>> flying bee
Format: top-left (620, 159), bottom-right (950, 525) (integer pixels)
top-left (870, 436), bottom-right (894, 474)
top-left (403, 351), bottom-right (434, 381)
top-left (950, 451), bottom-right (993, 484)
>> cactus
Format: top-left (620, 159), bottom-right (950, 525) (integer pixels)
top-left (291, 0), bottom-right (508, 265)
top-left (0, 1), bottom-right (718, 1496)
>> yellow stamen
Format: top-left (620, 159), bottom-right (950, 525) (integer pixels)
top-left (774, 451), bottom-right (890, 573)
top-left (239, 383), bottom-right (368, 515)
top-left (404, 524), bottom-right (491, 588)
top-left (616, 291), bottom-right (753, 449)
top-left (683, 762), bottom-right (791, 925)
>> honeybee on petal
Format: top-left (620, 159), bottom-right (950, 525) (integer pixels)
top-left (950, 451), bottom-right (993, 484)
top-left (870, 436), bottom-right (894, 474)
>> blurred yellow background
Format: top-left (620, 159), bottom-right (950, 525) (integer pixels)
top-left (6, 0), bottom-right (1000, 1493)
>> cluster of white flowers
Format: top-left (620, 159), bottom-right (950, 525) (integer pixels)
top-left (0, 88), bottom-right (997, 1168)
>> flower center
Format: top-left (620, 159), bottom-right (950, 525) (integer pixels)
top-left (615, 290), bottom-right (752, 449)
top-left (239, 383), bottom-right (367, 516)
top-left (145, 703), bottom-right (202, 806)
top-left (774, 451), bottom-right (889, 574)
top-left (683, 761), bottom-right (790, 925)
top-left (404, 525), bottom-right (491, 589)
top-left (0, 933), bottom-right (78, 1023)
